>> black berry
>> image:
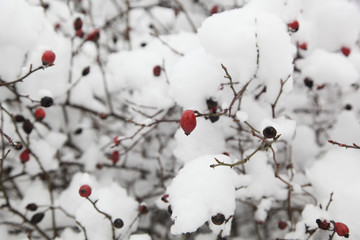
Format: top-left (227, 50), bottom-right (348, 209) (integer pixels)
top-left (74, 128), bottom-right (83, 135)
top-left (304, 78), bottom-right (314, 89)
top-left (14, 115), bottom-right (25, 122)
top-left (209, 115), bottom-right (219, 123)
top-left (23, 120), bottom-right (34, 134)
top-left (40, 96), bottom-right (53, 108)
top-left (344, 104), bottom-right (352, 111)
top-left (82, 66), bottom-right (90, 76)
top-left (26, 203), bottom-right (38, 211)
top-left (30, 212), bottom-right (45, 224)
top-left (211, 213), bottom-right (225, 225)
top-left (167, 205), bottom-right (172, 215)
top-left (113, 218), bottom-right (124, 228)
top-left (206, 98), bottom-right (217, 112)
top-left (262, 126), bottom-right (277, 139)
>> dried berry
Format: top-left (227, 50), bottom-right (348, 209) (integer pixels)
top-left (304, 78), bottom-right (314, 89)
top-left (82, 66), bottom-right (90, 76)
top-left (262, 126), bottom-right (277, 139)
top-left (76, 29), bottom-right (84, 38)
top-left (344, 104), bottom-right (352, 111)
top-left (210, 5), bottom-right (218, 15)
top-left (30, 212), bottom-right (45, 224)
top-left (14, 142), bottom-right (23, 150)
top-left (113, 218), bottom-right (124, 228)
top-left (298, 42), bottom-right (307, 50)
top-left (23, 120), bottom-right (34, 134)
top-left (211, 213), bottom-right (225, 225)
top-left (14, 115), bottom-right (25, 123)
top-left (167, 205), bottom-right (172, 215)
top-left (40, 96), bottom-right (53, 108)
top-left (26, 203), bottom-right (38, 211)
top-left (138, 204), bottom-right (148, 215)
top-left (79, 184), bottom-right (92, 198)
top-left (74, 128), bottom-right (83, 135)
top-left (316, 219), bottom-right (330, 230)
top-left (180, 110), bottom-right (196, 135)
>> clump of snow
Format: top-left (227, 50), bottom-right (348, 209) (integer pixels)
top-left (129, 233), bottom-right (152, 240)
top-left (296, 49), bottom-right (359, 86)
top-left (166, 154), bottom-right (238, 236)
top-left (235, 111), bottom-right (248, 122)
top-left (254, 198), bottom-right (273, 222)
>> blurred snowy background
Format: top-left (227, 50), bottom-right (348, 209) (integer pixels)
top-left (0, 0), bottom-right (360, 239)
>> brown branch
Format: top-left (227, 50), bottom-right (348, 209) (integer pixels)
top-left (87, 198), bottom-right (115, 240)
top-left (271, 75), bottom-right (291, 119)
top-left (0, 65), bottom-right (49, 87)
top-left (328, 140), bottom-right (360, 150)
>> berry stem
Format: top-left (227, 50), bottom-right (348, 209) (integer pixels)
top-left (0, 65), bottom-right (48, 87)
top-left (87, 198), bottom-right (116, 240)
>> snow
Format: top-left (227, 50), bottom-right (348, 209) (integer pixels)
top-left (166, 154), bottom-right (237, 236)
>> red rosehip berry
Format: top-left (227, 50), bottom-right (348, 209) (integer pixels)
top-left (316, 219), bottom-right (330, 230)
top-left (86, 29), bottom-right (100, 42)
top-left (210, 5), bottom-right (218, 15)
top-left (113, 136), bottom-right (121, 146)
top-left (20, 149), bottom-right (30, 163)
top-left (41, 50), bottom-right (56, 66)
top-left (334, 222), bottom-right (349, 238)
top-left (34, 108), bottom-right (46, 121)
top-left (278, 221), bottom-right (287, 230)
top-left (74, 17), bottom-right (83, 31)
top-left (111, 151), bottom-right (120, 164)
top-left (153, 65), bottom-right (161, 77)
top-left (180, 110), bottom-right (196, 136)
top-left (288, 20), bottom-right (299, 32)
top-left (79, 184), bottom-right (92, 198)
top-left (76, 29), bottom-right (84, 38)
top-left (341, 46), bottom-right (351, 57)
top-left (298, 42), bottom-right (307, 50)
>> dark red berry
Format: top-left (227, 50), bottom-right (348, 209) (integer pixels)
top-left (26, 203), bottom-right (38, 211)
top-left (40, 96), bottom-right (53, 108)
top-left (20, 149), bottom-right (30, 163)
top-left (113, 136), bottom-right (121, 146)
top-left (14, 115), bottom-right (25, 122)
top-left (114, 218), bottom-right (124, 228)
top-left (76, 29), bottom-right (84, 38)
top-left (138, 204), bottom-right (148, 215)
top-left (304, 78), bottom-right (314, 89)
top-left (278, 221), bottom-right (287, 230)
top-left (210, 5), bottom-right (218, 15)
top-left (341, 47), bottom-right (351, 57)
top-left (334, 222), bottom-right (349, 238)
top-left (288, 20), bottom-right (299, 32)
top-left (298, 42), bottom-right (307, 50)
top-left (23, 120), bottom-right (34, 134)
top-left (161, 194), bottom-right (169, 203)
top-left (34, 108), bottom-right (46, 121)
top-left (30, 212), bottom-right (45, 224)
top-left (180, 110), bottom-right (196, 135)
top-left (222, 152), bottom-right (230, 156)
top-left (111, 151), bottom-right (120, 164)
top-left (82, 66), bottom-right (90, 76)
top-left (73, 17), bottom-right (83, 31)
top-left (79, 185), bottom-right (92, 198)
top-left (211, 213), bottom-right (225, 225)
top-left (316, 219), bottom-right (330, 230)
top-left (41, 50), bottom-right (56, 66)
top-left (153, 65), bottom-right (161, 77)
top-left (86, 29), bottom-right (100, 42)
top-left (262, 126), bottom-right (277, 139)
